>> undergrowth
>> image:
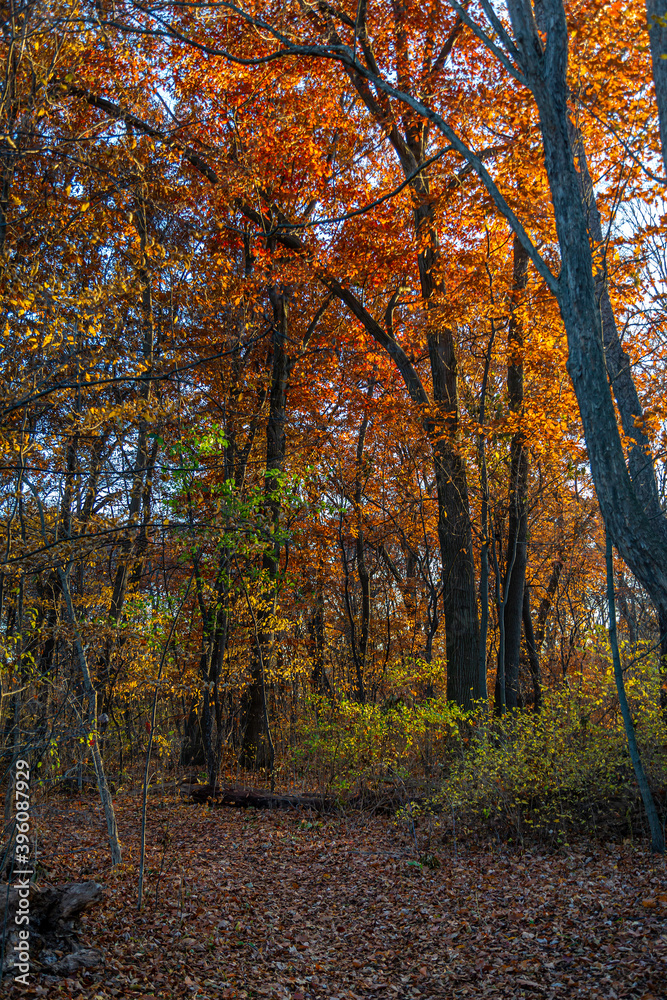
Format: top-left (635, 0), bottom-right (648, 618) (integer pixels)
top-left (284, 646), bottom-right (667, 846)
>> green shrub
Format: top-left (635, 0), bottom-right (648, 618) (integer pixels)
top-left (285, 644), bottom-right (667, 845)
top-left (440, 651), bottom-right (667, 843)
top-left (286, 693), bottom-right (465, 794)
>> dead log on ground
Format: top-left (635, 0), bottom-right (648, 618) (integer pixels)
top-left (0, 880), bottom-right (104, 978)
top-left (183, 782), bottom-right (433, 815)
top-left (184, 783), bottom-right (337, 811)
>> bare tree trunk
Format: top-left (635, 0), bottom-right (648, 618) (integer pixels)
top-left (502, 238), bottom-right (530, 709)
top-left (352, 380), bottom-right (376, 703)
top-left (309, 581), bottom-right (332, 697)
top-left (57, 568), bottom-right (121, 866)
top-left (179, 696), bottom-right (205, 767)
top-left (522, 586), bottom-right (542, 712)
top-left (420, 223), bottom-right (480, 708)
top-left (334, 216), bottom-right (481, 704)
top-left (477, 323), bottom-right (496, 704)
top-left (606, 531), bottom-right (664, 854)
top-left (659, 609), bottom-right (667, 721)
top-left (240, 288), bottom-right (291, 769)
top-left (505, 0), bottom-right (667, 625)
top-left (563, 108), bottom-right (667, 719)
top-left (534, 555), bottom-right (564, 652)
top-left (313, 12), bottom-right (481, 706)
top-left (492, 525), bottom-right (506, 713)
top-left (648, 0), bottom-right (667, 178)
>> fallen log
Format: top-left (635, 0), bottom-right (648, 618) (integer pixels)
top-left (184, 783), bottom-right (337, 811)
top-left (0, 880), bottom-right (104, 978)
top-left (183, 781), bottom-right (433, 815)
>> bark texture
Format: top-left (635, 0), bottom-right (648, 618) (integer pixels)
top-left (0, 881), bottom-right (103, 977)
top-left (500, 237), bottom-right (530, 710)
top-left (522, 586), bottom-right (542, 711)
top-left (58, 567), bottom-right (121, 865)
top-left (606, 532), bottom-right (665, 854)
top-left (506, 0), bottom-right (667, 623)
top-left (648, 0), bottom-right (667, 178)
top-left (240, 288), bottom-right (290, 769)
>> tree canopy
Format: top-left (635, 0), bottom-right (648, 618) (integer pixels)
top-left (1, 0), bottom-right (667, 862)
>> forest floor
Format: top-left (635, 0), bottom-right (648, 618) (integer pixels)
top-left (6, 787), bottom-right (667, 999)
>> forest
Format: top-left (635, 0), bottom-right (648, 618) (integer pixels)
top-left (1, 0), bottom-right (667, 996)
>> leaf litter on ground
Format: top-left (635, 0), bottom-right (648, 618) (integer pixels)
top-left (9, 790), bottom-right (667, 999)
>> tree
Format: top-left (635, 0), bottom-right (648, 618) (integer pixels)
top-left (648, 0), bottom-right (667, 177)
top-left (144, 0), bottom-right (667, 702)
top-left (2, 2), bottom-right (666, 849)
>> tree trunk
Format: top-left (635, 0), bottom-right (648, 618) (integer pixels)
top-left (564, 106), bottom-right (667, 717)
top-left (522, 586), bottom-right (542, 712)
top-left (506, 0), bottom-right (667, 621)
top-left (180, 696), bottom-right (205, 767)
top-left (352, 380), bottom-right (376, 703)
top-left (659, 608), bottom-right (667, 721)
top-left (309, 582), bottom-right (332, 697)
top-left (57, 568), bottom-right (121, 866)
top-left (648, 0), bottom-right (667, 178)
top-left (606, 531), bottom-right (665, 854)
top-left (502, 237), bottom-right (530, 709)
top-left (566, 116), bottom-right (665, 533)
top-left (418, 201), bottom-right (480, 709)
top-left (478, 325), bottom-right (496, 704)
top-left (240, 287), bottom-right (291, 769)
